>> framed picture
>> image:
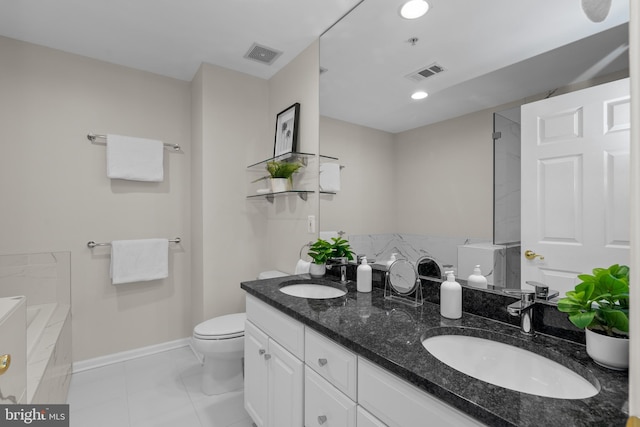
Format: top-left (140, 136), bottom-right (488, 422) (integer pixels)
top-left (273, 103), bottom-right (300, 157)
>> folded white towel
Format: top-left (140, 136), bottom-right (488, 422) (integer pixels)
top-left (110, 239), bottom-right (169, 285)
top-left (106, 134), bottom-right (164, 182)
top-left (295, 259), bottom-right (311, 274)
top-left (319, 163), bottom-right (341, 192)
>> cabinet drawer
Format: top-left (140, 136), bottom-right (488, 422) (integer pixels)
top-left (357, 406), bottom-right (387, 427)
top-left (358, 358), bottom-right (485, 427)
top-left (305, 367), bottom-right (356, 427)
top-left (305, 327), bottom-right (357, 400)
top-left (246, 294), bottom-right (305, 359)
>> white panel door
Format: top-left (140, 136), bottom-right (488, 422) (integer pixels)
top-left (521, 78), bottom-right (630, 297)
top-left (268, 338), bottom-right (304, 427)
top-left (245, 321), bottom-right (269, 427)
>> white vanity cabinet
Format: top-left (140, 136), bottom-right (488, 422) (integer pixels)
top-left (245, 295), bottom-right (304, 427)
top-left (358, 358), bottom-right (485, 427)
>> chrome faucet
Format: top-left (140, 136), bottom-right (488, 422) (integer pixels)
top-left (506, 290), bottom-right (536, 336)
top-left (525, 281), bottom-right (559, 301)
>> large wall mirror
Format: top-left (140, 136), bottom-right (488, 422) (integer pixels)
top-left (319, 0), bottom-right (630, 291)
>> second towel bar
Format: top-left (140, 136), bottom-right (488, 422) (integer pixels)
top-left (87, 237), bottom-right (181, 249)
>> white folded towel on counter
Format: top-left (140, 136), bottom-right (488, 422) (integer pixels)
top-left (106, 134), bottom-right (164, 182)
top-left (319, 163), bottom-right (341, 192)
top-left (295, 259), bottom-right (311, 274)
top-left (110, 239), bottom-right (169, 284)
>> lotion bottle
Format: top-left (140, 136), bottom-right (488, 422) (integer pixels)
top-left (467, 265), bottom-right (488, 288)
top-left (386, 253), bottom-right (398, 269)
top-left (357, 257), bottom-right (372, 293)
top-left (440, 271), bottom-right (462, 319)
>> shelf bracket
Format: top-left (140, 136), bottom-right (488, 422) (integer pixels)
top-left (299, 193), bottom-right (308, 201)
top-left (266, 194), bottom-right (274, 203)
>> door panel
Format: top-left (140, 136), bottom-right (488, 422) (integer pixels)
top-left (521, 78), bottom-right (630, 297)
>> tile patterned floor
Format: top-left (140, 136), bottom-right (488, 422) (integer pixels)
top-left (67, 346), bottom-right (253, 427)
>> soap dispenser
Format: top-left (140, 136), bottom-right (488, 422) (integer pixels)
top-left (357, 257), bottom-right (372, 293)
top-left (467, 265), bottom-right (488, 288)
top-left (440, 271), bottom-right (462, 319)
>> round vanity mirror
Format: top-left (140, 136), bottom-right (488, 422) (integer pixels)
top-left (388, 259), bottom-right (418, 295)
top-left (416, 256), bottom-right (443, 281)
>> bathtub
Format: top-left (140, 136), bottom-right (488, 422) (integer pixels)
top-left (25, 303), bottom-right (71, 403)
top-left (27, 303), bottom-right (57, 358)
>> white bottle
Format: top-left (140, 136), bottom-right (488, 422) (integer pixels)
top-left (467, 265), bottom-right (488, 288)
top-left (440, 271), bottom-right (462, 319)
top-left (357, 257), bottom-right (372, 293)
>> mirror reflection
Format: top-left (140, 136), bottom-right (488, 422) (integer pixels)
top-left (319, 0), bottom-right (630, 293)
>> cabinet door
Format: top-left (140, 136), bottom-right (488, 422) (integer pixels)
top-left (268, 338), bottom-right (304, 427)
top-left (245, 321), bottom-right (269, 427)
top-left (357, 406), bottom-right (387, 427)
top-left (305, 367), bottom-right (356, 427)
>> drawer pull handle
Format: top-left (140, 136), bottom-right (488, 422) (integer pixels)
top-left (264, 353), bottom-right (271, 360)
top-left (258, 349), bottom-right (266, 356)
top-left (318, 358), bottom-right (328, 367)
top-left (0, 354), bottom-right (10, 376)
top-left (318, 415), bottom-right (327, 425)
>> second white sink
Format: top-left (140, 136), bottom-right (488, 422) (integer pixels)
top-left (422, 334), bottom-right (599, 399)
top-left (279, 283), bottom-right (347, 299)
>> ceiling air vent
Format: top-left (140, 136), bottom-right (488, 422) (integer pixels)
top-left (244, 43), bottom-right (283, 66)
top-left (405, 63), bottom-right (445, 82)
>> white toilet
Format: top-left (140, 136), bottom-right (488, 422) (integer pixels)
top-left (192, 270), bottom-right (289, 395)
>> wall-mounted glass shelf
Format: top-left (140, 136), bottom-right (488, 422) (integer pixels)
top-left (247, 190), bottom-right (313, 203)
top-left (247, 152), bottom-right (338, 170)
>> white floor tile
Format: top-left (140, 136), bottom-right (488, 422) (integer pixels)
top-left (192, 390), bottom-right (250, 427)
top-left (67, 346), bottom-right (252, 427)
top-left (67, 363), bottom-right (127, 410)
top-left (70, 396), bottom-right (130, 427)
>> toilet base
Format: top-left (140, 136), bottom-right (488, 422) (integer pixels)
top-left (202, 355), bottom-right (244, 396)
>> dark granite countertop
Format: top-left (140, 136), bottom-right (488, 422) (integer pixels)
top-left (241, 275), bottom-right (629, 427)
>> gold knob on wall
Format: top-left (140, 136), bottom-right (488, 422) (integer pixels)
top-left (0, 354), bottom-right (11, 375)
top-left (524, 250), bottom-right (544, 260)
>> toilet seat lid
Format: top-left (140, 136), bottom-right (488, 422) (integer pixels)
top-left (194, 313), bottom-right (246, 339)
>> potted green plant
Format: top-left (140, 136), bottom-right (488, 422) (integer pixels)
top-left (328, 237), bottom-right (354, 264)
top-left (263, 160), bottom-right (303, 193)
top-left (307, 239), bottom-right (333, 278)
top-left (557, 263), bottom-right (629, 370)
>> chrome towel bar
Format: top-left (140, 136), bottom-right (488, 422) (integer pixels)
top-left (87, 133), bottom-right (181, 151)
top-left (87, 237), bottom-right (181, 248)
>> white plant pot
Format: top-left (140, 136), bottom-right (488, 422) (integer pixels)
top-left (585, 328), bottom-right (629, 370)
top-left (309, 263), bottom-right (326, 278)
top-left (270, 178), bottom-right (291, 193)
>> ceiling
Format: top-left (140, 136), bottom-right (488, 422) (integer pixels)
top-left (0, 0), bottom-right (361, 81)
top-left (320, 0), bottom-right (630, 133)
top-left (0, 0), bottom-right (630, 134)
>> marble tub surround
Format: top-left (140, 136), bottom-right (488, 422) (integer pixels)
top-left (241, 275), bottom-right (628, 426)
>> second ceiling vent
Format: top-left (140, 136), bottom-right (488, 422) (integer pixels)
top-left (405, 63), bottom-right (445, 82)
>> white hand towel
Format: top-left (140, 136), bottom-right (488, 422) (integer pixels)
top-left (319, 163), bottom-right (341, 192)
top-left (106, 134), bottom-right (164, 182)
top-left (110, 239), bottom-right (169, 285)
top-left (295, 259), bottom-right (311, 274)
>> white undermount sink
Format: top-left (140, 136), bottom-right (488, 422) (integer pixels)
top-left (279, 283), bottom-right (347, 299)
top-left (422, 334), bottom-right (599, 399)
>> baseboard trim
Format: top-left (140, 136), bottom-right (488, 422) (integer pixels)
top-left (72, 337), bottom-right (191, 373)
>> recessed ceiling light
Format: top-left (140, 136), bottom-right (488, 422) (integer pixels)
top-left (411, 91), bottom-right (428, 100)
top-left (400, 0), bottom-right (429, 19)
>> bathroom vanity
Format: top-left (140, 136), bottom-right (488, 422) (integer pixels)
top-left (241, 276), bottom-right (629, 427)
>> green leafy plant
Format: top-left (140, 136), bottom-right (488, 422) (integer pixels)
top-left (307, 239), bottom-right (333, 265)
top-left (557, 264), bottom-right (629, 337)
top-left (329, 237), bottom-right (354, 261)
top-left (251, 160), bottom-right (303, 184)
